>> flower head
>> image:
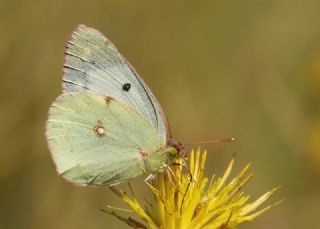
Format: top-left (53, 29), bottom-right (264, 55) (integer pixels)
top-left (104, 149), bottom-right (280, 228)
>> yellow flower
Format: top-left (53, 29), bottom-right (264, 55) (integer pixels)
top-left (104, 150), bottom-right (281, 229)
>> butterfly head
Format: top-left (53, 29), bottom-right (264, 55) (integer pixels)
top-left (169, 141), bottom-right (186, 160)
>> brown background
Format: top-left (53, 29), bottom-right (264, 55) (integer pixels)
top-left (1, 0), bottom-right (320, 228)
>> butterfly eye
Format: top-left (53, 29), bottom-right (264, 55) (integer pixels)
top-left (122, 83), bottom-right (131, 92)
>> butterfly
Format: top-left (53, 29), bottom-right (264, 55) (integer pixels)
top-left (45, 24), bottom-right (185, 186)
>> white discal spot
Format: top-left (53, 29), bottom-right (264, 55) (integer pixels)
top-left (97, 126), bottom-right (106, 135)
top-left (94, 121), bottom-right (106, 137)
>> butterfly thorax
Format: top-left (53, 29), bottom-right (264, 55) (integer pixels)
top-left (143, 147), bottom-right (179, 173)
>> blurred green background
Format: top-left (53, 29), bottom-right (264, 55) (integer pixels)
top-left (1, 0), bottom-right (320, 228)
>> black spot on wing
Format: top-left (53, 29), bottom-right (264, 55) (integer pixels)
top-left (122, 83), bottom-right (131, 92)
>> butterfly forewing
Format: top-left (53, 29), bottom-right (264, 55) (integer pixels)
top-left (63, 25), bottom-right (169, 146)
top-left (46, 92), bottom-right (159, 186)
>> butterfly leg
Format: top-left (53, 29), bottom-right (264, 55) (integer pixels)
top-left (164, 164), bottom-right (178, 187)
top-left (144, 174), bottom-right (160, 197)
top-left (143, 175), bottom-right (174, 215)
top-left (171, 160), bottom-right (194, 214)
top-left (144, 173), bottom-right (156, 183)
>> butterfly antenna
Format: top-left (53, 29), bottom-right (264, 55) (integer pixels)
top-left (184, 137), bottom-right (235, 145)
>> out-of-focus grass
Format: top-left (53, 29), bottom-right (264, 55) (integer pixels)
top-left (1, 0), bottom-right (320, 228)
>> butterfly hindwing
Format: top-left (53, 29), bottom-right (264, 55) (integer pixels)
top-left (46, 92), bottom-right (159, 186)
top-left (63, 24), bottom-right (169, 146)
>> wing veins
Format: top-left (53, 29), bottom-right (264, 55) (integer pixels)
top-left (65, 51), bottom-right (144, 110)
top-left (63, 65), bottom-right (124, 99)
top-left (66, 40), bottom-right (124, 80)
top-left (62, 79), bottom-right (89, 89)
top-left (68, 32), bottom-right (153, 122)
top-left (65, 53), bottom-right (151, 122)
top-left (48, 120), bottom-right (91, 127)
top-left (125, 60), bottom-right (159, 130)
